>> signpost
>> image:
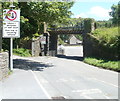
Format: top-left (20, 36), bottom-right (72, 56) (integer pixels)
top-left (3, 9), bottom-right (20, 38)
top-left (3, 7), bottom-right (20, 71)
top-left (3, 21), bottom-right (20, 38)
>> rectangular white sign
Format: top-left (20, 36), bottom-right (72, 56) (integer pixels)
top-left (3, 9), bottom-right (20, 22)
top-left (3, 21), bottom-right (20, 38)
top-left (40, 36), bottom-right (46, 44)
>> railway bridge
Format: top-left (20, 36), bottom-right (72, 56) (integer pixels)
top-left (47, 20), bottom-right (96, 57)
top-left (32, 19), bottom-right (96, 57)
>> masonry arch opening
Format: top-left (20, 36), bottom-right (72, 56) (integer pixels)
top-left (49, 28), bottom-right (84, 61)
top-left (57, 34), bottom-right (83, 57)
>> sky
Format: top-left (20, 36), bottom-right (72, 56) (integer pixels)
top-left (70, 0), bottom-right (119, 21)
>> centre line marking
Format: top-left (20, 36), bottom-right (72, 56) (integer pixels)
top-left (31, 70), bottom-right (51, 99)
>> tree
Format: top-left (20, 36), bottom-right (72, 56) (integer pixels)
top-left (109, 2), bottom-right (120, 26)
top-left (19, 2), bottom-right (74, 36)
top-left (1, 2), bottom-right (74, 50)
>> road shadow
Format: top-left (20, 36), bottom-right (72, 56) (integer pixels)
top-left (56, 55), bottom-right (84, 61)
top-left (13, 59), bottom-right (54, 71)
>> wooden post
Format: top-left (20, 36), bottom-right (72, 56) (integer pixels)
top-left (0, 3), bottom-right (2, 52)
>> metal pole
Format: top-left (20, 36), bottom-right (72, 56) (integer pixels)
top-left (10, 38), bottom-right (13, 71)
top-left (9, 1), bottom-right (15, 71)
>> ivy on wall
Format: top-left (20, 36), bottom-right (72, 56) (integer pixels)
top-left (83, 18), bottom-right (95, 33)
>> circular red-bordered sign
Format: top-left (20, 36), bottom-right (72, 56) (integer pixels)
top-left (6, 10), bottom-right (17, 21)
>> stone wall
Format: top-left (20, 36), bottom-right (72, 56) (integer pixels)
top-left (32, 38), bottom-right (41, 57)
top-left (0, 52), bottom-right (9, 80)
top-left (83, 34), bottom-right (118, 60)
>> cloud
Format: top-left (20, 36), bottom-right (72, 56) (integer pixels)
top-left (75, 13), bottom-right (88, 18)
top-left (75, 6), bottom-right (111, 20)
top-left (88, 6), bottom-right (111, 18)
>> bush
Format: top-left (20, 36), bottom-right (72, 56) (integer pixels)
top-left (91, 27), bottom-right (119, 60)
top-left (58, 38), bottom-right (65, 45)
top-left (84, 57), bottom-right (119, 72)
top-left (92, 27), bottom-right (119, 47)
top-left (13, 48), bottom-right (31, 57)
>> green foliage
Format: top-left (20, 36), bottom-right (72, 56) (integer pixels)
top-left (13, 48), bottom-right (31, 57)
top-left (95, 20), bottom-right (112, 28)
top-left (33, 33), bottom-right (41, 39)
top-left (84, 57), bottom-right (119, 72)
top-left (2, 2), bottom-right (19, 9)
top-left (58, 38), bottom-right (65, 45)
top-left (75, 35), bottom-right (83, 41)
top-left (59, 34), bottom-right (69, 42)
top-left (92, 27), bottom-right (119, 48)
top-left (84, 18), bottom-right (95, 33)
top-left (49, 17), bottom-right (85, 28)
top-left (8, 70), bottom-right (13, 75)
top-left (109, 3), bottom-right (120, 26)
top-left (2, 39), bottom-right (10, 51)
top-left (19, 2), bottom-right (74, 34)
top-left (87, 27), bottom-right (119, 60)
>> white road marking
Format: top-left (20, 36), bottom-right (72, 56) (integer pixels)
top-left (56, 78), bottom-right (68, 82)
top-left (31, 70), bottom-right (51, 99)
top-left (92, 78), bottom-right (118, 88)
top-left (69, 78), bottom-right (76, 82)
top-left (81, 95), bottom-right (93, 99)
top-left (103, 94), bottom-right (110, 99)
top-left (40, 78), bottom-right (49, 83)
top-left (72, 89), bottom-right (110, 99)
top-left (72, 89), bottom-right (102, 94)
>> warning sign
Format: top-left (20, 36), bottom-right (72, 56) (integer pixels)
top-left (3, 21), bottom-right (20, 38)
top-left (3, 9), bottom-right (20, 38)
top-left (6, 10), bottom-right (17, 21)
top-left (3, 9), bottom-right (20, 22)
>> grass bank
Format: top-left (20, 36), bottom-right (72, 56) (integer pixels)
top-left (84, 57), bottom-right (119, 72)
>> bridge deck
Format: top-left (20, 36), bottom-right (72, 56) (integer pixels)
top-left (49, 30), bottom-right (83, 35)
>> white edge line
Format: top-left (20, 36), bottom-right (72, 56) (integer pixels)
top-left (81, 94), bottom-right (93, 99)
top-left (31, 70), bottom-right (51, 99)
top-left (93, 78), bottom-right (118, 88)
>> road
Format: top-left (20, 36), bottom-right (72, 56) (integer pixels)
top-left (0, 46), bottom-right (119, 99)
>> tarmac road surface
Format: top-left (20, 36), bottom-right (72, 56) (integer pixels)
top-left (0, 46), bottom-right (119, 99)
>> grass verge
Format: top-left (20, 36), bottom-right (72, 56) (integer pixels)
top-left (84, 57), bottom-right (119, 72)
top-left (13, 48), bottom-right (31, 57)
